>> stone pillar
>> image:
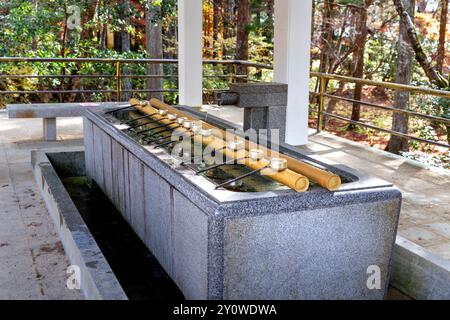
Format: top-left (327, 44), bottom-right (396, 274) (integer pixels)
top-left (43, 118), bottom-right (57, 141)
top-left (274, 0), bottom-right (312, 146)
top-left (178, 0), bottom-right (203, 106)
top-left (228, 83), bottom-right (288, 142)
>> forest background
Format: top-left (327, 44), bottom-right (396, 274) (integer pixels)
top-left (0, 0), bottom-right (449, 168)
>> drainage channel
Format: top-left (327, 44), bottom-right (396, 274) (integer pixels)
top-left (61, 175), bottom-right (185, 301)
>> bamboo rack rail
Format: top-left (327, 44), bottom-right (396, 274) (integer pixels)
top-left (129, 98), bottom-right (341, 192)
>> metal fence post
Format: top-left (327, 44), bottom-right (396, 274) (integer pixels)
top-left (116, 61), bottom-right (121, 101)
top-left (317, 76), bottom-right (326, 132)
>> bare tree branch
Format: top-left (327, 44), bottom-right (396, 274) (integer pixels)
top-left (393, 0), bottom-right (449, 88)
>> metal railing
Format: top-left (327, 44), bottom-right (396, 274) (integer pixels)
top-left (0, 57), bottom-right (272, 101)
top-left (1, 57), bottom-right (448, 148)
top-left (311, 72), bottom-right (450, 149)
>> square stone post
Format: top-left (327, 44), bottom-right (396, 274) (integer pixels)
top-left (43, 118), bottom-right (57, 141)
top-left (228, 83), bottom-right (288, 142)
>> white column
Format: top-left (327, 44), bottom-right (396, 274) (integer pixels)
top-left (274, 0), bottom-right (312, 145)
top-left (178, 0), bottom-right (203, 106)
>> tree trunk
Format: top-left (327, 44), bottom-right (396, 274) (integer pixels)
top-left (120, 1), bottom-right (131, 53)
top-left (67, 0), bottom-right (98, 103)
top-left (223, 0), bottom-right (236, 61)
top-left (393, 0), bottom-right (448, 88)
top-left (266, 0), bottom-right (274, 41)
top-left (447, 125), bottom-right (450, 145)
top-left (315, 0), bottom-right (334, 104)
top-left (160, 4), bottom-right (175, 59)
top-left (213, 0), bottom-right (221, 59)
top-left (437, 0), bottom-right (448, 73)
top-left (236, 0), bottom-right (251, 80)
top-left (59, 7), bottom-right (68, 103)
top-left (387, 0), bottom-right (416, 153)
top-left (120, 0), bottom-right (132, 101)
top-left (81, 0), bottom-right (100, 42)
top-left (145, 0), bottom-right (163, 101)
top-left (31, 0), bottom-right (38, 50)
top-left (99, 23), bottom-right (107, 50)
top-left (318, 0), bottom-right (334, 75)
top-left (394, 0), bottom-right (450, 146)
top-left (310, 0), bottom-right (316, 70)
top-left (214, 0), bottom-right (226, 59)
top-left (203, 1), bottom-right (214, 59)
top-left (350, 3), bottom-right (372, 128)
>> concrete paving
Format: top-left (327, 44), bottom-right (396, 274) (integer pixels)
top-left (0, 111), bottom-right (83, 299)
top-left (2, 105), bottom-right (446, 300)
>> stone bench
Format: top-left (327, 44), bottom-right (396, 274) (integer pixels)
top-left (7, 102), bottom-right (126, 141)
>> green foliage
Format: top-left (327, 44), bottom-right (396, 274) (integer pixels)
top-left (0, 0), bottom-right (276, 106)
top-left (434, 97), bottom-right (450, 119)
